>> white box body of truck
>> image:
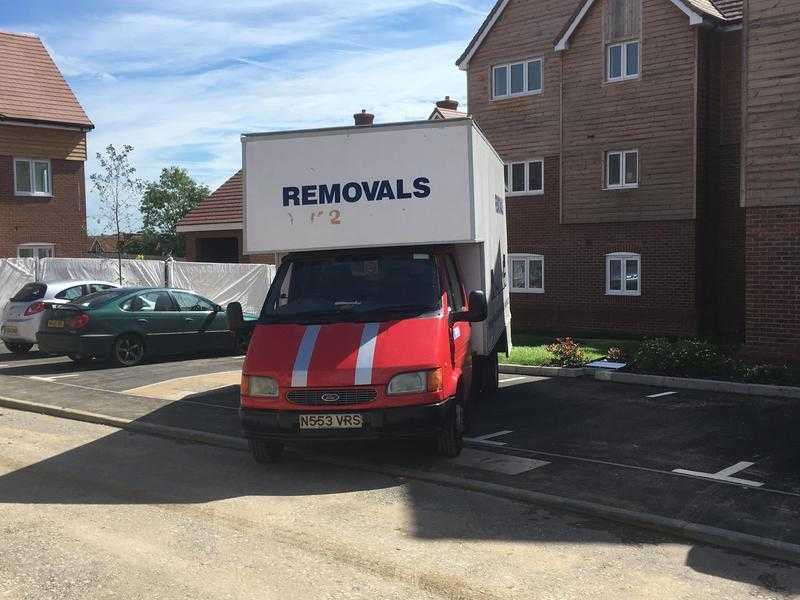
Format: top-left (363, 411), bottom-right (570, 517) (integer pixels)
top-left (242, 118), bottom-right (511, 356)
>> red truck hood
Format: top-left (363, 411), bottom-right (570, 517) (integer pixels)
top-left (245, 317), bottom-right (445, 388)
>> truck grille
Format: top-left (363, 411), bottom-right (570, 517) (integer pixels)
top-left (287, 388), bottom-right (378, 405)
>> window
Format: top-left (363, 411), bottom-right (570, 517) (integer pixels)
top-left (442, 255), bottom-right (465, 311)
top-left (17, 244), bottom-right (54, 259)
top-left (88, 283), bottom-right (116, 294)
top-left (606, 253), bottom-right (640, 296)
top-left (510, 254), bottom-right (544, 293)
top-left (607, 40), bottom-right (640, 82)
top-left (504, 160), bottom-right (544, 196)
top-left (121, 291), bottom-right (177, 312)
top-left (606, 150), bottom-right (638, 189)
top-left (492, 58), bottom-right (543, 99)
top-left (14, 159), bottom-right (51, 196)
top-left (173, 291), bottom-right (216, 312)
top-left (55, 285), bottom-right (87, 301)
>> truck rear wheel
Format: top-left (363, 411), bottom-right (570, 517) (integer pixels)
top-left (476, 351), bottom-right (499, 400)
top-left (250, 440), bottom-right (285, 463)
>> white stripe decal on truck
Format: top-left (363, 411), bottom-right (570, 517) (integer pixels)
top-left (354, 322), bottom-right (379, 385)
top-left (291, 325), bottom-right (321, 387)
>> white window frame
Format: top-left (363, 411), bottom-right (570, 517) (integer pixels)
top-left (606, 252), bottom-right (640, 296)
top-left (504, 159), bottom-right (544, 196)
top-left (17, 243), bottom-right (55, 259)
top-left (14, 158), bottom-right (52, 197)
top-left (607, 40), bottom-right (640, 82)
top-left (510, 254), bottom-right (545, 294)
top-left (492, 58), bottom-right (543, 100)
top-left (606, 150), bottom-right (639, 189)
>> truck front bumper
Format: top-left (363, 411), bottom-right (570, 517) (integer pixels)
top-left (240, 397), bottom-right (455, 442)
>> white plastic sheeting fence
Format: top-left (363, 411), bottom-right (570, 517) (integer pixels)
top-left (0, 257), bottom-right (274, 314)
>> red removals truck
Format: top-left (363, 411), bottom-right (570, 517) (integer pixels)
top-left (229, 118), bottom-right (511, 462)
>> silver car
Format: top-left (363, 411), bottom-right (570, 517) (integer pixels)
top-left (1, 280), bottom-right (119, 354)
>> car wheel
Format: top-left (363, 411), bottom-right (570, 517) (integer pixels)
top-left (5, 342), bottom-right (33, 354)
top-left (249, 440), bottom-right (284, 463)
top-left (433, 395), bottom-right (465, 458)
top-left (112, 334), bottom-right (145, 367)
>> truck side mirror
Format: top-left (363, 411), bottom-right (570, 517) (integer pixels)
top-left (451, 290), bottom-right (488, 324)
top-left (226, 302), bottom-right (244, 331)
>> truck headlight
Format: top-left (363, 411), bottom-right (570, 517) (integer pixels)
top-left (242, 375), bottom-right (279, 398)
top-left (387, 369), bottom-right (442, 395)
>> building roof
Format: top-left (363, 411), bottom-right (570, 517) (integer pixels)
top-left (0, 31), bottom-right (93, 129)
top-left (458, 0), bottom-right (742, 67)
top-left (176, 170), bottom-right (243, 230)
top-left (429, 107), bottom-right (468, 120)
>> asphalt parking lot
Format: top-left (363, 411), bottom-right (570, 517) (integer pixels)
top-left (1, 345), bottom-right (798, 554)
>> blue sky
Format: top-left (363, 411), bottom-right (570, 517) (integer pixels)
top-left (2, 0), bottom-right (495, 233)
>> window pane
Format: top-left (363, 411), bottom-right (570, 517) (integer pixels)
top-left (609, 259), bottom-right (622, 291)
top-left (15, 160), bottom-right (32, 193)
top-left (37, 247), bottom-right (53, 258)
top-left (493, 66), bottom-right (508, 97)
top-left (608, 45), bottom-right (623, 79)
top-left (527, 60), bottom-right (542, 91)
top-left (503, 165), bottom-right (509, 190)
top-left (624, 152), bottom-right (638, 185)
top-left (510, 63), bottom-right (525, 94)
top-left (511, 259), bottom-right (525, 289)
top-left (511, 163), bottom-right (526, 192)
top-left (626, 42), bottom-right (640, 77)
top-left (608, 153), bottom-right (622, 186)
top-left (529, 259), bottom-right (543, 290)
top-left (626, 259), bottom-right (639, 291)
top-left (34, 161), bottom-right (50, 194)
top-left (18, 248), bottom-right (34, 258)
top-left (529, 161), bottom-right (543, 192)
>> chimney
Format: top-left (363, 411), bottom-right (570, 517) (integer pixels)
top-left (354, 109), bottom-right (375, 126)
top-left (435, 96), bottom-right (459, 111)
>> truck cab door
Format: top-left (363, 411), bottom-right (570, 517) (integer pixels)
top-left (441, 255), bottom-right (472, 381)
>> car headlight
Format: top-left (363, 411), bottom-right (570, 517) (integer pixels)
top-left (242, 375), bottom-right (279, 398)
top-left (387, 369), bottom-right (442, 396)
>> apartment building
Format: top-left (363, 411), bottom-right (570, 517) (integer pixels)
top-left (458, 0), bottom-right (746, 341)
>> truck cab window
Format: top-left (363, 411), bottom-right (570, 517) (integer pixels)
top-left (442, 256), bottom-right (464, 312)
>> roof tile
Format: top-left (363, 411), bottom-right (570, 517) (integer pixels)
top-left (177, 171), bottom-right (243, 227)
top-left (0, 31), bottom-right (92, 128)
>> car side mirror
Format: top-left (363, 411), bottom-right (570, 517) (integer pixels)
top-left (226, 302), bottom-right (244, 331)
top-left (213, 304), bottom-right (223, 313)
top-left (450, 290), bottom-right (488, 324)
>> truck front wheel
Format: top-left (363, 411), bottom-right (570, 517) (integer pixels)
top-left (434, 397), bottom-right (465, 458)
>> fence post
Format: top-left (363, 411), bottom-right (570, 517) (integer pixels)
top-left (164, 257), bottom-right (173, 288)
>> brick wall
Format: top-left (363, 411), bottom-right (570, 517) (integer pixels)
top-left (745, 206), bottom-right (800, 361)
top-left (0, 155), bottom-right (88, 257)
top-left (507, 156), bottom-right (698, 337)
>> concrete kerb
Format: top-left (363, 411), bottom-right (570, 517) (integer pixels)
top-left (500, 364), bottom-right (800, 399)
top-left (1, 393), bottom-right (798, 566)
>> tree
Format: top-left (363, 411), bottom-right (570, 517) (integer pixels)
top-left (140, 167), bottom-right (210, 257)
top-left (90, 144), bottom-right (144, 284)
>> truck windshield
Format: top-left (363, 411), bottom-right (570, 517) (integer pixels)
top-left (261, 254), bottom-right (441, 323)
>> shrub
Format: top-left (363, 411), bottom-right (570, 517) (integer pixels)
top-left (632, 338), bottom-right (730, 378)
top-left (546, 337), bottom-right (586, 368)
top-left (606, 346), bottom-right (627, 362)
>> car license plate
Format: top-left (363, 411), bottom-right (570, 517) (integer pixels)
top-left (1, 325), bottom-right (18, 336)
top-left (47, 319), bottom-right (65, 329)
top-left (299, 414), bottom-right (363, 430)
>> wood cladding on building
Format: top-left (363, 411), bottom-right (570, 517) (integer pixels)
top-left (742, 0), bottom-right (800, 207)
top-left (0, 124), bottom-right (87, 162)
top-left (561, 0), bottom-right (697, 224)
top-left (605, 0), bottom-right (642, 41)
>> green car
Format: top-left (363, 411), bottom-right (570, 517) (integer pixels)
top-left (37, 287), bottom-right (255, 367)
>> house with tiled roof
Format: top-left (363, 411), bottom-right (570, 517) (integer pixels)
top-left (0, 30), bottom-right (93, 259)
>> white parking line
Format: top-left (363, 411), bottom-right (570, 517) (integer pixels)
top-left (499, 376), bottom-right (528, 384)
top-left (29, 374), bottom-right (81, 382)
top-left (673, 461), bottom-right (764, 487)
top-left (0, 364), bottom-right (9, 369)
top-left (465, 430), bottom-right (513, 447)
top-left (450, 448), bottom-right (549, 475)
top-left (647, 391), bottom-right (677, 398)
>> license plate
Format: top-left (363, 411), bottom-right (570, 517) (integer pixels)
top-left (1, 325), bottom-right (18, 336)
top-left (47, 319), bottom-right (65, 329)
top-left (299, 414), bottom-right (363, 430)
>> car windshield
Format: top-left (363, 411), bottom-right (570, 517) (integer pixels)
top-left (69, 289), bottom-right (129, 309)
top-left (11, 283), bottom-right (47, 302)
top-left (260, 253), bottom-right (441, 323)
